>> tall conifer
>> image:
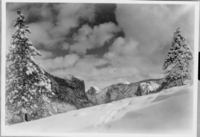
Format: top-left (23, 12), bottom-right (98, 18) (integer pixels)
top-left (6, 10), bottom-right (55, 123)
top-left (163, 28), bottom-right (193, 85)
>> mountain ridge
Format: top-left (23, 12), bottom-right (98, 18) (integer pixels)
top-left (87, 77), bottom-right (187, 105)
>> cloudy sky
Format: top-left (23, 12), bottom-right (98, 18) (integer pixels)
top-left (6, 3), bottom-right (195, 90)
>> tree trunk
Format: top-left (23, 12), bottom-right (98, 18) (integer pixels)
top-left (21, 113), bottom-right (29, 122)
top-left (24, 114), bottom-right (29, 121)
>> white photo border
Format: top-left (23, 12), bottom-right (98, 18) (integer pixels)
top-left (1, 0), bottom-right (199, 137)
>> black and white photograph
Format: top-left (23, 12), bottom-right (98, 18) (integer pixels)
top-left (1, 0), bottom-right (199, 136)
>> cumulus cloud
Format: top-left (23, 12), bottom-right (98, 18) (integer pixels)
top-left (104, 37), bottom-right (138, 58)
top-left (28, 21), bottom-right (62, 48)
top-left (69, 22), bottom-right (121, 54)
top-left (115, 4), bottom-right (195, 62)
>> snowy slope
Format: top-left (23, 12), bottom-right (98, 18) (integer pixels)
top-left (5, 85), bottom-right (193, 135)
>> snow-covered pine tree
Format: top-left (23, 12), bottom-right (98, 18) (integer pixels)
top-left (163, 28), bottom-right (193, 85)
top-left (6, 9), bottom-right (55, 123)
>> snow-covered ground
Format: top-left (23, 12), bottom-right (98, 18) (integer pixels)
top-left (5, 85), bottom-right (194, 136)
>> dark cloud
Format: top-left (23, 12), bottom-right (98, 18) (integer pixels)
top-left (92, 4), bottom-right (118, 26)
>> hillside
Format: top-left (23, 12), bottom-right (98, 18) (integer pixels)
top-left (5, 85), bottom-right (193, 135)
top-left (6, 71), bottom-right (93, 125)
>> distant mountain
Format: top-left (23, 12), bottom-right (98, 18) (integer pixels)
top-left (93, 86), bottom-right (101, 93)
top-left (86, 86), bottom-right (101, 102)
top-left (89, 82), bottom-right (138, 105)
top-left (88, 78), bottom-right (186, 105)
top-left (87, 86), bottom-right (101, 94)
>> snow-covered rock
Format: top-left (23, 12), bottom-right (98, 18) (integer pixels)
top-left (92, 86), bottom-right (101, 93)
top-left (135, 81), bottom-right (162, 96)
top-left (87, 86), bottom-right (101, 95)
top-left (86, 86), bottom-right (101, 104)
top-left (123, 81), bottom-right (130, 84)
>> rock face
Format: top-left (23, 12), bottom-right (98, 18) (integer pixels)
top-left (87, 86), bottom-right (100, 95)
top-left (7, 72), bottom-right (93, 125)
top-left (86, 86), bottom-right (101, 102)
top-left (45, 72), bottom-right (93, 109)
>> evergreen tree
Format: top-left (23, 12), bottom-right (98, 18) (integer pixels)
top-left (163, 28), bottom-right (193, 85)
top-left (6, 10), bottom-right (55, 123)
